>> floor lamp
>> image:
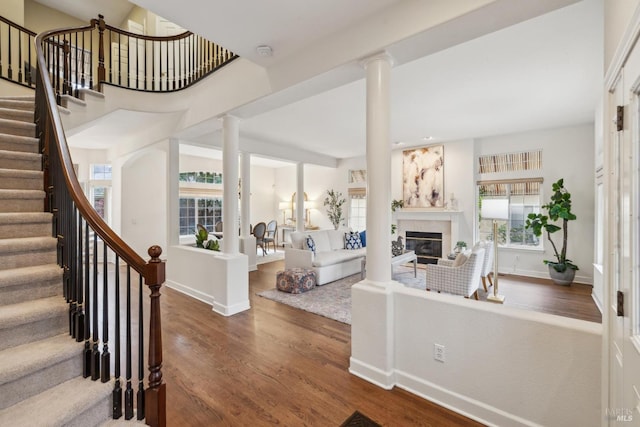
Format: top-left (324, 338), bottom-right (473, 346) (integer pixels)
top-left (481, 199), bottom-right (509, 304)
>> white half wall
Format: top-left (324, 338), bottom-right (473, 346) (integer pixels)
top-left (166, 245), bottom-right (249, 316)
top-left (350, 281), bottom-right (602, 427)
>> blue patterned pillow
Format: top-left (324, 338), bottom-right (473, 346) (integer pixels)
top-left (345, 232), bottom-right (362, 250)
top-left (306, 235), bottom-right (316, 254)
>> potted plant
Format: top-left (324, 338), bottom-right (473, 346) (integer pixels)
top-left (525, 178), bottom-right (578, 285)
top-left (323, 189), bottom-right (346, 230)
top-left (454, 241), bottom-right (467, 254)
top-left (195, 224), bottom-right (220, 251)
top-left (391, 199), bottom-right (403, 235)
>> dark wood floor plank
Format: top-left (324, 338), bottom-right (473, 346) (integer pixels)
top-left (131, 258), bottom-right (600, 426)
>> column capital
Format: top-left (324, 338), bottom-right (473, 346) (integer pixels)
top-left (220, 114), bottom-right (240, 124)
top-left (360, 51), bottom-right (395, 69)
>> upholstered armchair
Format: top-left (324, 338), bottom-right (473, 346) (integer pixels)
top-left (425, 248), bottom-right (485, 299)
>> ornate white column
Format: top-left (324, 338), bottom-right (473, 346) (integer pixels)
top-left (296, 163), bottom-right (305, 232)
top-left (240, 152), bottom-right (251, 237)
top-left (222, 114), bottom-right (239, 254)
top-left (349, 51), bottom-right (397, 389)
top-left (364, 52), bottom-right (394, 283)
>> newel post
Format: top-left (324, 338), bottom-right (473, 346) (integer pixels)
top-left (97, 14), bottom-right (106, 89)
top-left (145, 245), bottom-right (166, 427)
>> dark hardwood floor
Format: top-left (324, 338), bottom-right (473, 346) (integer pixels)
top-left (158, 259), bottom-right (600, 426)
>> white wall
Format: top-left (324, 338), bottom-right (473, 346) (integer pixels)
top-left (274, 163), bottom-right (341, 230)
top-left (351, 281), bottom-right (602, 427)
top-left (476, 123), bottom-right (595, 284)
top-left (121, 147), bottom-right (167, 258)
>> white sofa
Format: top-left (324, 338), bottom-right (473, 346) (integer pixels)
top-left (284, 229), bottom-right (366, 285)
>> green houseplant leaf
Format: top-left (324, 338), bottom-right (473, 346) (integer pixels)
top-left (525, 179), bottom-right (578, 271)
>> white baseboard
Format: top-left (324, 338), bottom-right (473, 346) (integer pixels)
top-left (212, 299), bottom-right (251, 317)
top-left (395, 370), bottom-right (539, 427)
top-left (165, 279), bottom-right (214, 306)
top-left (348, 357), bottom-right (395, 390)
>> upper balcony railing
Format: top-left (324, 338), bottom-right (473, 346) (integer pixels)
top-left (1, 14), bottom-right (237, 99)
top-left (0, 15), bottom-right (37, 88)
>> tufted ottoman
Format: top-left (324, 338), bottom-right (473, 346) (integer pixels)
top-left (276, 268), bottom-right (317, 294)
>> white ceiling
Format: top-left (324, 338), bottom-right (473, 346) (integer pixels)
top-left (44, 0), bottom-right (603, 166)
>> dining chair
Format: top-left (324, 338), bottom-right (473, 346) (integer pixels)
top-left (253, 222), bottom-right (267, 255)
top-left (264, 220), bottom-right (277, 252)
top-left (214, 221), bottom-right (223, 232)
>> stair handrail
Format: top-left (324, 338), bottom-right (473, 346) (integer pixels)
top-left (35, 23), bottom-right (166, 426)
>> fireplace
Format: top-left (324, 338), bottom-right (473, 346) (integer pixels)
top-left (405, 231), bottom-right (443, 264)
top-left (394, 209), bottom-right (462, 257)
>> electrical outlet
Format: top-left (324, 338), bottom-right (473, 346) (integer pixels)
top-left (434, 343), bottom-right (445, 362)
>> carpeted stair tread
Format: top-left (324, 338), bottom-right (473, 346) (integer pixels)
top-left (0, 211), bottom-right (51, 224)
top-left (0, 188), bottom-right (45, 199)
top-left (0, 264), bottom-right (61, 306)
top-left (0, 296), bottom-right (66, 330)
top-left (0, 334), bottom-right (81, 386)
top-left (0, 264), bottom-right (61, 289)
top-left (0, 99), bottom-right (34, 112)
top-left (0, 236), bottom-right (57, 271)
top-left (0, 236), bottom-right (57, 255)
top-left (0, 212), bottom-right (52, 239)
top-left (0, 149), bottom-right (41, 170)
top-left (0, 107), bottom-right (33, 123)
top-left (0, 118), bottom-right (36, 138)
top-left (0, 133), bottom-right (39, 153)
top-left (0, 168), bottom-right (43, 190)
top-left (0, 376), bottom-right (112, 427)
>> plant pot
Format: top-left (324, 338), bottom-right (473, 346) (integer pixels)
top-left (548, 265), bottom-right (576, 286)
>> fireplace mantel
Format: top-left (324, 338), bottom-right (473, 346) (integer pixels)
top-left (393, 209), bottom-right (463, 255)
top-left (392, 209), bottom-right (463, 221)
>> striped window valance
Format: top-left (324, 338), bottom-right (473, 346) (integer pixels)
top-left (478, 150), bottom-right (542, 174)
top-left (348, 187), bottom-right (366, 198)
top-left (477, 178), bottom-right (543, 196)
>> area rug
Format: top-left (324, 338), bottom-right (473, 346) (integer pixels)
top-left (340, 410), bottom-right (381, 427)
top-left (257, 265), bottom-right (425, 325)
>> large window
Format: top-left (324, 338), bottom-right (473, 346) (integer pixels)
top-left (89, 164), bottom-right (112, 222)
top-left (179, 197), bottom-right (222, 235)
top-left (478, 179), bottom-right (542, 248)
top-left (348, 188), bottom-right (366, 232)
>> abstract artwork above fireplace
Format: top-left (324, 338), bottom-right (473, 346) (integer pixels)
top-left (402, 145), bottom-right (444, 208)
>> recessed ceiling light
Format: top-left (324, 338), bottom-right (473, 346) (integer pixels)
top-left (422, 136), bottom-right (433, 141)
top-left (256, 45), bottom-right (273, 57)
top-left (393, 141), bottom-right (405, 146)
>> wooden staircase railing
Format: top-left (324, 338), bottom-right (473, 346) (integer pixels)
top-left (0, 13), bottom-right (237, 97)
top-left (33, 22), bottom-right (182, 427)
top-left (0, 16), bottom-right (37, 89)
